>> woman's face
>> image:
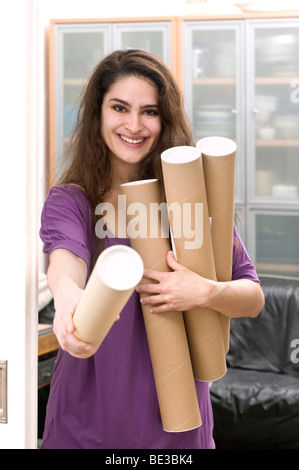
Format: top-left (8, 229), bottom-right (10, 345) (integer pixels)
top-left (101, 75), bottom-right (162, 170)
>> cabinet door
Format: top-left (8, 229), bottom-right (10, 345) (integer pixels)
top-left (248, 210), bottom-right (299, 277)
top-left (113, 22), bottom-right (171, 67)
top-left (247, 19), bottom-right (299, 203)
top-left (54, 24), bottom-right (111, 179)
top-left (183, 21), bottom-right (244, 203)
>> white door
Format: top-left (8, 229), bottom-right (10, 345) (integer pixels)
top-left (0, 0), bottom-right (39, 449)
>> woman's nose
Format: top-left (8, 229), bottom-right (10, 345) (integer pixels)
top-left (125, 112), bottom-right (143, 133)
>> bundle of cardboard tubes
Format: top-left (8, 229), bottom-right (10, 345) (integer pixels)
top-left (72, 136), bottom-right (237, 432)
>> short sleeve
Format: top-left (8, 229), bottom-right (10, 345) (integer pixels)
top-left (232, 225), bottom-right (260, 282)
top-left (40, 185), bottom-right (93, 272)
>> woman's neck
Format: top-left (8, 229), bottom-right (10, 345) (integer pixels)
top-left (109, 154), bottom-right (141, 188)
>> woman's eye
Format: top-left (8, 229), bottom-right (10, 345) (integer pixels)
top-left (113, 105), bottom-right (126, 113)
top-left (144, 109), bottom-right (159, 116)
top-left (112, 105), bottom-right (159, 116)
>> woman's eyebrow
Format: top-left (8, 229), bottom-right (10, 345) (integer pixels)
top-left (109, 98), bottom-right (130, 106)
top-left (109, 98), bottom-right (158, 109)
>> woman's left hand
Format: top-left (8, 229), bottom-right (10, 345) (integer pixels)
top-left (136, 250), bottom-right (213, 313)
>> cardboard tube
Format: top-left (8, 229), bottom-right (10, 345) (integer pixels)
top-left (161, 147), bottom-right (226, 382)
top-left (196, 137), bottom-right (237, 353)
top-left (120, 179), bottom-right (201, 432)
top-left (72, 245), bottom-right (144, 358)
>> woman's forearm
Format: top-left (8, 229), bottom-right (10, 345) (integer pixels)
top-left (46, 249), bottom-right (95, 356)
top-left (206, 278), bottom-right (265, 318)
top-left (138, 251), bottom-right (265, 319)
top-left (47, 248), bottom-right (87, 299)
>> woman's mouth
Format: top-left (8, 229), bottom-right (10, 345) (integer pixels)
top-left (120, 135), bottom-right (146, 145)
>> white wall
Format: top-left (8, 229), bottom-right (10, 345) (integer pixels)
top-left (40, 0), bottom-right (239, 19)
top-left (0, 0), bottom-right (27, 445)
top-left (0, 0), bottom-right (39, 449)
top-left (41, 0), bottom-right (183, 20)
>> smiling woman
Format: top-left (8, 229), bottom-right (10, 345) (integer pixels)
top-left (39, 49), bottom-right (203, 449)
top-left (39, 48), bottom-right (263, 449)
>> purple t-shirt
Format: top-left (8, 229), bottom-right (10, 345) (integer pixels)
top-left (40, 184), bottom-right (259, 449)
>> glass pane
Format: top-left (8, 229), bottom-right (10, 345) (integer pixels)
top-left (120, 31), bottom-right (165, 59)
top-left (55, 26), bottom-right (110, 179)
top-left (63, 32), bottom-right (106, 80)
top-left (191, 29), bottom-right (236, 79)
top-left (114, 23), bottom-right (171, 66)
top-left (254, 212), bottom-right (299, 277)
top-left (255, 147), bottom-right (299, 198)
top-left (255, 27), bottom-right (299, 78)
top-left (193, 87), bottom-right (236, 141)
top-left (63, 85), bottom-right (81, 138)
top-left (184, 23), bottom-right (242, 203)
top-left (190, 28), bottom-right (237, 141)
top-left (62, 30), bottom-right (108, 148)
top-left (252, 24), bottom-right (299, 201)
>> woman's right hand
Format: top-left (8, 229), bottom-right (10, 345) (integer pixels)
top-left (47, 249), bottom-right (96, 357)
top-left (53, 278), bottom-right (95, 357)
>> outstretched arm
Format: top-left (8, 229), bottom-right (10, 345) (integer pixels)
top-left (47, 248), bottom-right (95, 357)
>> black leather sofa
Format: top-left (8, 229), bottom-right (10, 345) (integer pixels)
top-left (210, 276), bottom-right (299, 449)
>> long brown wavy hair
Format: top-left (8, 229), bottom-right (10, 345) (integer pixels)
top-left (58, 49), bottom-right (194, 215)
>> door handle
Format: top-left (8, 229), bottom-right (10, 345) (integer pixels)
top-left (0, 360), bottom-right (8, 424)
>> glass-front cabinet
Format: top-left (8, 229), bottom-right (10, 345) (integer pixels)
top-left (247, 20), bottom-right (299, 277)
top-left (49, 16), bottom-right (299, 278)
top-left (183, 17), bottom-right (299, 278)
top-left (52, 21), bottom-right (172, 181)
top-left (247, 20), bottom-right (299, 204)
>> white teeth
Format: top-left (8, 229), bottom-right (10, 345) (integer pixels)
top-left (121, 135), bottom-right (145, 144)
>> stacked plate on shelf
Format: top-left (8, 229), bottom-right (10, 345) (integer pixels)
top-left (272, 114), bottom-right (299, 139)
top-left (194, 105), bottom-right (235, 139)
